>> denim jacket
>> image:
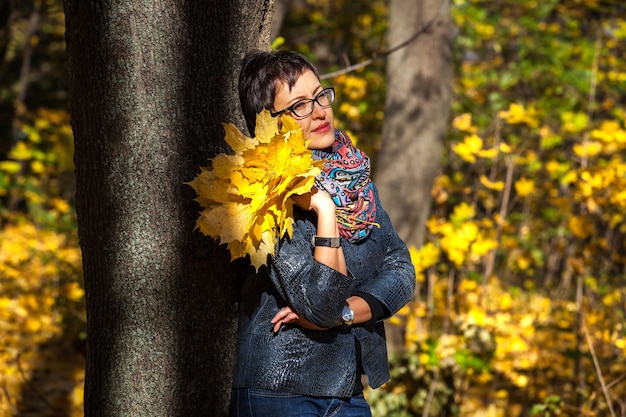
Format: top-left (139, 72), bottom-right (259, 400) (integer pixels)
top-left (232, 186), bottom-right (416, 398)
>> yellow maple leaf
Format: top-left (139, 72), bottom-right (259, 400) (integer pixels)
top-left (514, 177), bottom-right (535, 197)
top-left (498, 103), bottom-right (539, 128)
top-left (8, 141), bottom-right (32, 161)
top-left (450, 201), bottom-right (476, 226)
top-left (451, 134), bottom-right (483, 163)
top-left (480, 175), bottom-right (505, 191)
top-left (188, 110), bottom-right (324, 271)
top-left (499, 142), bottom-right (512, 153)
top-left (471, 236), bottom-right (498, 256)
top-left (452, 112), bottom-right (478, 133)
top-left (573, 141), bottom-right (603, 158)
top-left (223, 123), bottom-right (257, 152)
top-left (477, 147), bottom-right (498, 159)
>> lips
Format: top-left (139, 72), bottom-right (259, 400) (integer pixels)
top-left (313, 122), bottom-right (331, 133)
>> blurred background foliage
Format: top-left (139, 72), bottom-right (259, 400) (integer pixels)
top-left (1, 0), bottom-right (84, 416)
top-left (1, 0), bottom-right (625, 415)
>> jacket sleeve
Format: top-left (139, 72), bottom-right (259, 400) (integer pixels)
top-left (355, 194), bottom-right (416, 319)
top-left (269, 215), bottom-right (356, 328)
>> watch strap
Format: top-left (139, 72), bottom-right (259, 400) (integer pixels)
top-left (311, 236), bottom-right (341, 248)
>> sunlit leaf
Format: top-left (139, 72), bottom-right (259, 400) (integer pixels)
top-left (188, 110), bottom-right (324, 271)
top-left (573, 141), bottom-right (603, 158)
top-left (8, 141), bottom-right (32, 161)
top-left (480, 175), bottom-right (505, 191)
top-left (514, 177), bottom-right (535, 197)
top-left (561, 111), bottom-right (589, 133)
top-left (0, 161), bottom-right (22, 173)
top-left (452, 113), bottom-right (478, 133)
top-left (451, 134), bottom-right (483, 163)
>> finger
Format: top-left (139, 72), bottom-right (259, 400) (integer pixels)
top-left (271, 308), bottom-right (290, 323)
top-left (273, 321), bottom-right (282, 333)
top-left (273, 314), bottom-right (300, 332)
top-left (284, 312), bottom-right (299, 322)
top-left (271, 311), bottom-right (285, 322)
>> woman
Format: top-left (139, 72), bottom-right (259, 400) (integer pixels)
top-left (230, 50), bottom-right (416, 417)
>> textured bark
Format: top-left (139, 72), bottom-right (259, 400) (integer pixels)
top-left (376, 0), bottom-right (454, 350)
top-left (63, 1), bottom-right (273, 415)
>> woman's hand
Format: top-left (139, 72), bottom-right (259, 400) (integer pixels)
top-left (271, 297), bottom-right (373, 332)
top-left (271, 306), bottom-right (327, 332)
top-left (292, 186), bottom-right (347, 275)
top-left (291, 186), bottom-right (336, 215)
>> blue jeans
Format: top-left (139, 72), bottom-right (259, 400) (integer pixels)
top-left (230, 388), bottom-right (372, 417)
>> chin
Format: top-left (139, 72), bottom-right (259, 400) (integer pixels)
top-left (309, 133), bottom-right (336, 150)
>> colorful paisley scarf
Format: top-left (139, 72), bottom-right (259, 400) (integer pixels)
top-left (313, 130), bottom-right (378, 243)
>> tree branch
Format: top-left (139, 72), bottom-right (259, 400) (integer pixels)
top-left (320, 0), bottom-right (450, 80)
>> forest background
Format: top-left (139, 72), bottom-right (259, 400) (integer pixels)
top-left (1, 0), bottom-right (625, 416)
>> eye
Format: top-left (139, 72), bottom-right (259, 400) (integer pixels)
top-left (292, 100), bottom-right (310, 114)
top-left (317, 90), bottom-right (332, 105)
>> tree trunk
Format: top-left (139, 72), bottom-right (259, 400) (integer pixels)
top-left (376, 0), bottom-right (454, 351)
top-left (63, 1), bottom-right (273, 415)
top-left (271, 0), bottom-right (291, 41)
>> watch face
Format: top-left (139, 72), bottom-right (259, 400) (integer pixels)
top-left (342, 305), bottom-right (354, 325)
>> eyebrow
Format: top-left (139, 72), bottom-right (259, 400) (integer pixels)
top-left (286, 86), bottom-right (324, 105)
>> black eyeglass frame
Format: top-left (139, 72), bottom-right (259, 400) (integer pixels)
top-left (270, 87), bottom-right (335, 118)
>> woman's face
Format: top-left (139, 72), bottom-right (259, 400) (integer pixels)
top-left (273, 70), bottom-right (335, 150)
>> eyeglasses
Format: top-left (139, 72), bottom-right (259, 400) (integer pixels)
top-left (271, 87), bottom-right (335, 119)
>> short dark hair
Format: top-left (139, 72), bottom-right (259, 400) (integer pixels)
top-left (238, 50), bottom-right (320, 135)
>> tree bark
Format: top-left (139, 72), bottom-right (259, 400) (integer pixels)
top-left (376, 0), bottom-right (454, 351)
top-left (63, 1), bottom-right (273, 415)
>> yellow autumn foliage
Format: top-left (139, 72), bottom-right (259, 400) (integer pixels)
top-left (479, 175), bottom-right (504, 191)
top-left (0, 219), bottom-right (84, 417)
top-left (452, 113), bottom-right (478, 133)
top-left (452, 134), bottom-right (484, 163)
top-left (188, 110), bottom-right (324, 270)
top-left (514, 177), bottom-right (535, 197)
top-left (498, 103), bottom-right (539, 128)
top-left (379, 69), bottom-right (626, 415)
top-left (4, 1), bottom-right (626, 416)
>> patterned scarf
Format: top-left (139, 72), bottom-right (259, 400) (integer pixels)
top-left (313, 130), bottom-right (378, 243)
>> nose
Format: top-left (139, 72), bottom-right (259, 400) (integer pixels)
top-left (311, 99), bottom-right (327, 119)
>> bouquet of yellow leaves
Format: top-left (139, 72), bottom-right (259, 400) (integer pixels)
top-left (188, 110), bottom-right (324, 271)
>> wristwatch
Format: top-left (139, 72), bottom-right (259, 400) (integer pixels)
top-left (341, 303), bottom-right (354, 327)
top-left (311, 236), bottom-right (341, 248)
